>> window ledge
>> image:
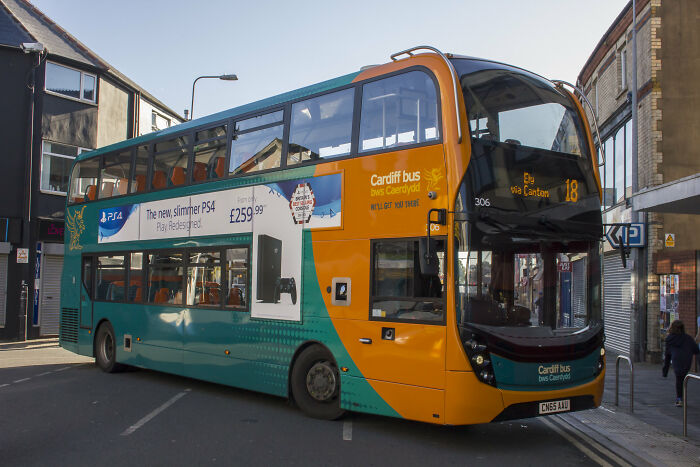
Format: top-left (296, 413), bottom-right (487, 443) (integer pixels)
top-left (44, 90), bottom-right (97, 107)
top-left (40, 189), bottom-right (67, 197)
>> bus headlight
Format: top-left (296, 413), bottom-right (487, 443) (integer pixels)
top-left (461, 330), bottom-right (497, 387)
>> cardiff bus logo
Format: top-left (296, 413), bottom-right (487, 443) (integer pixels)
top-left (66, 205), bottom-right (86, 251)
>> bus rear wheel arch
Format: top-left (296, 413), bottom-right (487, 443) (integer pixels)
top-left (94, 321), bottom-right (125, 373)
top-left (290, 344), bottom-right (345, 420)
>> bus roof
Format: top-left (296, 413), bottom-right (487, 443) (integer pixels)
top-left (76, 70), bottom-right (362, 163)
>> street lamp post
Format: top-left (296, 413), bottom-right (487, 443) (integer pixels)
top-left (190, 74), bottom-right (238, 120)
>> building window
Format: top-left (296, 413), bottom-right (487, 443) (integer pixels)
top-left (599, 119), bottom-right (633, 210)
top-left (45, 62), bottom-right (96, 103)
top-left (41, 141), bottom-right (90, 195)
top-left (619, 49), bottom-right (628, 91)
top-left (152, 111), bottom-right (171, 132)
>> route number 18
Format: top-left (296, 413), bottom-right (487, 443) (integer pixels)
top-left (565, 179), bottom-right (579, 203)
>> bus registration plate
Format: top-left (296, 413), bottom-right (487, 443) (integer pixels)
top-left (539, 399), bottom-right (570, 415)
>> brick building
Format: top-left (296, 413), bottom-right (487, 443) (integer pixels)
top-left (0, 0), bottom-right (182, 340)
top-left (578, 0), bottom-right (700, 361)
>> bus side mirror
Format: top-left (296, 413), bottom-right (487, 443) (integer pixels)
top-left (419, 238), bottom-right (439, 276)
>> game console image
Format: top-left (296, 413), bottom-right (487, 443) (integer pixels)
top-left (256, 234), bottom-right (282, 303)
top-left (275, 277), bottom-right (297, 305)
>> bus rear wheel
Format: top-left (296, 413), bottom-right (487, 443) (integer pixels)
top-left (95, 322), bottom-right (124, 373)
top-left (291, 346), bottom-right (345, 420)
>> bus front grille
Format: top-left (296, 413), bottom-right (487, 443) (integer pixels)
top-left (60, 307), bottom-right (79, 343)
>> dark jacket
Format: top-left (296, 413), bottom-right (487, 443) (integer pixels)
top-left (663, 333), bottom-right (699, 375)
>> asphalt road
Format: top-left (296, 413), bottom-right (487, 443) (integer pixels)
top-left (0, 345), bottom-right (610, 466)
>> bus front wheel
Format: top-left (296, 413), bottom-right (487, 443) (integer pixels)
top-left (95, 322), bottom-right (124, 373)
top-left (291, 346), bottom-right (345, 420)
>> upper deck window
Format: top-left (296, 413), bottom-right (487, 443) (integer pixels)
top-left (45, 62), bottom-right (96, 103)
top-left (152, 136), bottom-right (191, 189)
top-left (99, 151), bottom-right (132, 199)
top-left (229, 111), bottom-right (284, 176)
top-left (452, 59), bottom-right (587, 157)
top-left (359, 71), bottom-right (439, 152)
top-left (194, 125), bottom-right (227, 182)
top-left (68, 157), bottom-right (99, 203)
top-left (287, 88), bottom-right (354, 165)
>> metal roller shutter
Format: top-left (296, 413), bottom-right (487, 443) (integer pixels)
top-left (40, 255), bottom-right (63, 336)
top-left (0, 254), bottom-right (7, 327)
top-left (603, 254), bottom-right (632, 355)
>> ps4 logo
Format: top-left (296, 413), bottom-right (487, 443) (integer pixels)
top-left (100, 211), bottom-right (123, 223)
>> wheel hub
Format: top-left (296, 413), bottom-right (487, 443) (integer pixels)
top-left (306, 361), bottom-right (337, 401)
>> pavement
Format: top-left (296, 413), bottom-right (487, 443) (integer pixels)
top-left (3, 340), bottom-right (700, 465)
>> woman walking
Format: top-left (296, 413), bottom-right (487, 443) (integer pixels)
top-left (662, 320), bottom-right (699, 406)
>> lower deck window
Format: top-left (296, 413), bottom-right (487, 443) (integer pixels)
top-left (370, 238), bottom-right (445, 323)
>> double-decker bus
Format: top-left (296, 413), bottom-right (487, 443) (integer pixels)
top-left (60, 46), bottom-right (605, 425)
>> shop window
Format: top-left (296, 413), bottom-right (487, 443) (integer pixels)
top-left (659, 274), bottom-right (680, 332)
top-left (370, 239), bottom-right (445, 323)
top-left (288, 88), bottom-right (354, 165)
top-left (360, 71), bottom-right (439, 152)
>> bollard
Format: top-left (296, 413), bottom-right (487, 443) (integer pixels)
top-left (19, 280), bottom-right (28, 341)
top-left (615, 355), bottom-right (634, 412)
top-left (683, 373), bottom-right (700, 437)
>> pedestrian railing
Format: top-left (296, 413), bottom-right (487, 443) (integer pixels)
top-left (683, 373), bottom-right (700, 437)
top-left (615, 355), bottom-right (634, 412)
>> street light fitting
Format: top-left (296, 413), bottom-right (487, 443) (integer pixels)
top-left (190, 73), bottom-right (238, 120)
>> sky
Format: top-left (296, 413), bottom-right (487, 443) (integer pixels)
top-left (29, 0), bottom-right (629, 119)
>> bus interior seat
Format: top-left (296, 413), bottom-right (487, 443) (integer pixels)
top-left (85, 185), bottom-right (97, 201)
top-left (134, 174), bottom-right (147, 192)
top-left (228, 287), bottom-right (242, 306)
top-left (193, 162), bottom-right (207, 182)
top-left (170, 166), bottom-right (186, 186)
top-left (100, 181), bottom-right (114, 198)
top-left (154, 287), bottom-right (169, 303)
top-left (212, 157), bottom-right (225, 178)
top-left (209, 288), bottom-right (221, 305)
top-left (116, 178), bottom-right (128, 195)
top-left (133, 286), bottom-right (142, 302)
top-left (152, 170), bottom-right (167, 189)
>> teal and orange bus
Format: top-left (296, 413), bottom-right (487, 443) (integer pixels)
top-left (60, 46), bottom-right (605, 424)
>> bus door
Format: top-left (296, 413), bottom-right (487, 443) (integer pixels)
top-left (80, 256), bottom-right (93, 328)
top-left (342, 238), bottom-right (447, 390)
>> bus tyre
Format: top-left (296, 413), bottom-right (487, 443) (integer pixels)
top-left (291, 346), bottom-right (345, 420)
top-left (95, 322), bottom-right (124, 373)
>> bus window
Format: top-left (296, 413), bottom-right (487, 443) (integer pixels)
top-left (99, 151), bottom-right (132, 199)
top-left (235, 110), bottom-right (283, 132)
top-left (152, 135), bottom-right (191, 190)
top-left (147, 252), bottom-right (184, 305)
top-left (288, 88), bottom-right (354, 165)
top-left (186, 250), bottom-right (222, 306)
top-left (360, 71), bottom-right (439, 153)
top-left (68, 157), bottom-right (99, 203)
top-left (224, 248), bottom-right (248, 310)
top-left (131, 145), bottom-right (149, 194)
top-left (129, 252), bottom-right (144, 302)
top-left (229, 122), bottom-right (283, 176)
top-left (194, 126), bottom-right (227, 182)
top-left (95, 255), bottom-right (127, 301)
top-left (81, 256), bottom-right (93, 297)
top-left (370, 239), bottom-right (445, 323)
